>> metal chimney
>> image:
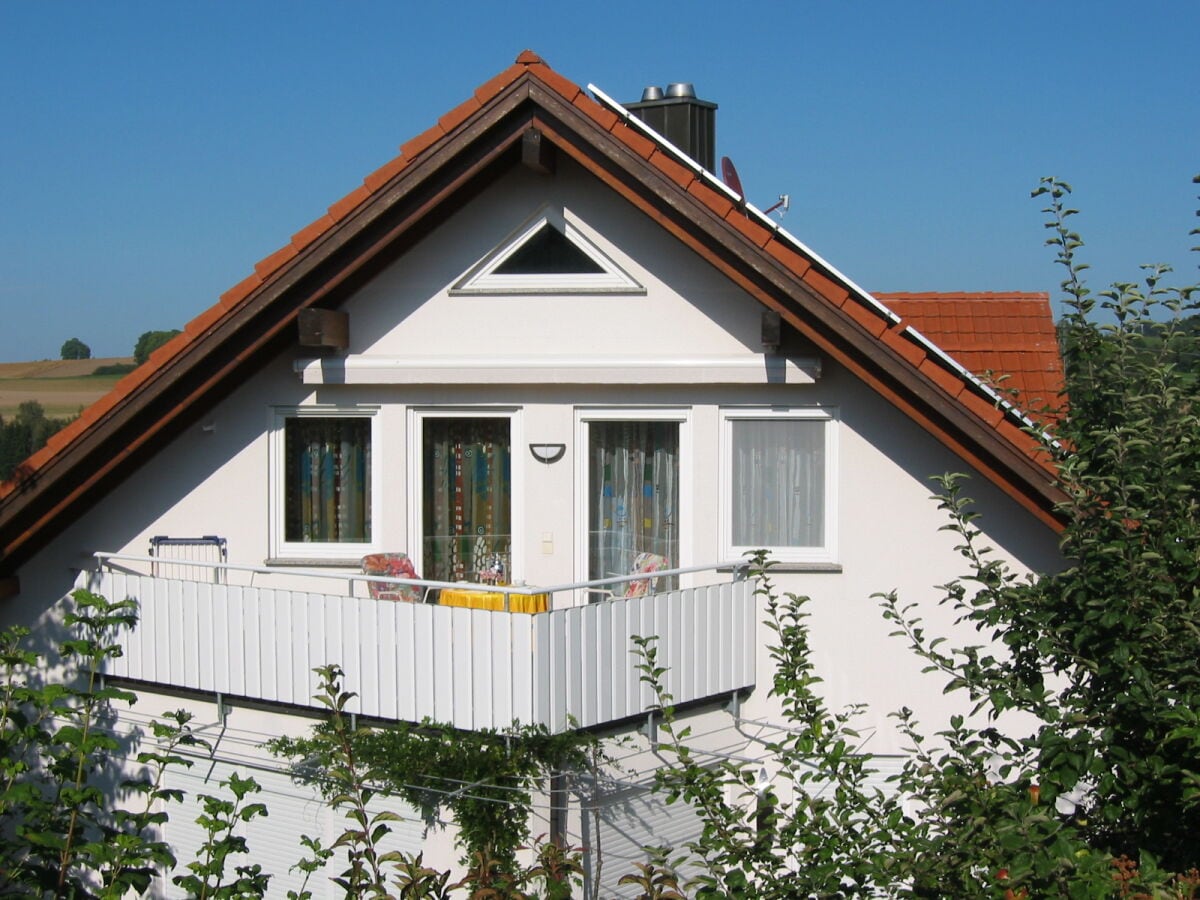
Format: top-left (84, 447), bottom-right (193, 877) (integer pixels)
top-left (625, 83), bottom-right (717, 171)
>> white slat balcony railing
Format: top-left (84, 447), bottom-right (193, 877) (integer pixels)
top-left (85, 558), bottom-right (757, 732)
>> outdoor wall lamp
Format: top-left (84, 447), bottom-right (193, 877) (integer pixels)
top-left (528, 443), bottom-right (566, 464)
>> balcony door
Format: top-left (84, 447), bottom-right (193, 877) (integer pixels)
top-left (411, 411), bottom-right (521, 583)
top-left (577, 410), bottom-right (689, 597)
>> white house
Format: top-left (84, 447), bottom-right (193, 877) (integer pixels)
top-left (0, 51), bottom-right (1065, 896)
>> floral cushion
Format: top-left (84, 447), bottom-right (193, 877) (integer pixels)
top-left (622, 552), bottom-right (667, 599)
top-left (361, 553), bottom-right (422, 603)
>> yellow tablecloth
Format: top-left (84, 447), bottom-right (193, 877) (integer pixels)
top-left (438, 588), bottom-right (548, 614)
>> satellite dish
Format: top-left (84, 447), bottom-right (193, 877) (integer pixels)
top-left (722, 155), bottom-right (790, 219)
top-left (720, 156), bottom-right (744, 198)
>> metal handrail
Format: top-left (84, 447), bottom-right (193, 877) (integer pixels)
top-left (92, 551), bottom-right (750, 604)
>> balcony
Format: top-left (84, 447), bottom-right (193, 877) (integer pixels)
top-left (87, 555), bottom-right (757, 732)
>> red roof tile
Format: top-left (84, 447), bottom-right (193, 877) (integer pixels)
top-left (530, 65), bottom-right (582, 105)
top-left (723, 206), bottom-right (773, 248)
top-left (876, 292), bottom-right (1064, 408)
top-left (363, 154), bottom-right (410, 192)
top-left (881, 325), bottom-right (927, 367)
top-left (327, 185), bottom-right (372, 223)
top-left (220, 272), bottom-right (264, 309)
top-left (571, 93), bottom-right (621, 132)
top-left (398, 125), bottom-right (445, 165)
top-left (291, 214), bottom-right (335, 252)
top-left (254, 243), bottom-right (298, 278)
top-left (764, 238), bottom-right (812, 278)
top-left (438, 95), bottom-right (482, 134)
top-left (649, 149), bottom-right (696, 191)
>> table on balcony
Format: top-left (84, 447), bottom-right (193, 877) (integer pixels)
top-left (438, 587), bottom-right (549, 614)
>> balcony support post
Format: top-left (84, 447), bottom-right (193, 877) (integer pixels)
top-left (725, 689), bottom-right (743, 719)
top-left (640, 711), bottom-right (658, 749)
top-left (549, 770), bottom-right (568, 847)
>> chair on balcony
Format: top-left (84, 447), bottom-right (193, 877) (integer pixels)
top-left (596, 551), bottom-right (668, 601)
top-left (361, 553), bottom-right (424, 603)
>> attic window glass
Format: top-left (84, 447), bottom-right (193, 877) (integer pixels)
top-left (451, 209), bottom-right (644, 295)
top-left (493, 224), bottom-right (604, 275)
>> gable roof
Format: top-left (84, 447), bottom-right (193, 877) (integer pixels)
top-left (0, 50), bottom-right (1066, 580)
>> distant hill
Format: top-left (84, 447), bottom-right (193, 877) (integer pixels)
top-left (0, 357), bottom-right (133, 379)
top-left (0, 357), bottom-right (135, 418)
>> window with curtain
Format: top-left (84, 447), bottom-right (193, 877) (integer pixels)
top-left (422, 417), bottom-right (511, 583)
top-left (723, 411), bottom-right (835, 562)
top-left (588, 421), bottom-right (678, 591)
top-left (283, 417), bottom-right (371, 544)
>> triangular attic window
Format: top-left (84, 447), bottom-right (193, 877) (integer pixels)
top-left (452, 209), bottom-right (644, 295)
top-left (494, 225), bottom-right (604, 275)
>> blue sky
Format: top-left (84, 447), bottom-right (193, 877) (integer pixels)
top-left (2, 1), bottom-right (1196, 362)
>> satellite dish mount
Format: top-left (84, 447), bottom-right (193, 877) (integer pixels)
top-left (720, 155), bottom-right (790, 220)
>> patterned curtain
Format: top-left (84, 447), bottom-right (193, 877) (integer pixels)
top-left (423, 418), bottom-right (511, 582)
top-left (589, 421), bottom-right (678, 587)
top-left (730, 419), bottom-right (824, 547)
top-left (284, 418), bottom-right (370, 543)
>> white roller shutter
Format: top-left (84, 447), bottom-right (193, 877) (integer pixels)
top-left (160, 758), bottom-right (425, 899)
top-left (580, 782), bottom-right (705, 899)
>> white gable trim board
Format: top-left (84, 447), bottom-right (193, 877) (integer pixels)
top-left (294, 354), bottom-right (822, 385)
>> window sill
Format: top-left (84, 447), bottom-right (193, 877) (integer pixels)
top-left (264, 557), bottom-right (364, 568)
top-left (719, 561), bottom-right (843, 574)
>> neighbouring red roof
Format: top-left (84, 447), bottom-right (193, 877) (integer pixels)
top-left (0, 51), bottom-right (1069, 576)
top-left (876, 292), bottom-right (1064, 408)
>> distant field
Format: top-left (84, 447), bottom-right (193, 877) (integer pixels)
top-left (0, 358), bottom-right (134, 418)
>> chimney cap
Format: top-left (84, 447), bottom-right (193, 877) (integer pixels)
top-left (641, 85), bottom-right (665, 101)
top-left (665, 82), bottom-right (696, 99)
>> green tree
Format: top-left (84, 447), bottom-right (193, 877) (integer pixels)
top-left (59, 337), bottom-right (91, 360)
top-left (0, 592), bottom-right (196, 895)
top-left (133, 329), bottom-right (181, 366)
top-left (635, 177), bottom-right (1200, 897)
top-left (270, 669), bottom-right (598, 874)
top-left (0, 401), bottom-right (73, 482)
top-left (968, 177), bottom-right (1199, 870)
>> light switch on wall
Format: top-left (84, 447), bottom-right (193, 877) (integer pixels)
top-left (541, 532), bottom-right (553, 554)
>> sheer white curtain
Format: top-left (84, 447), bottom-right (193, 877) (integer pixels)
top-left (731, 419), bottom-right (824, 548)
top-left (588, 421), bottom-right (678, 585)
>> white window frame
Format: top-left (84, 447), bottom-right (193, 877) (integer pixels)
top-left (574, 407), bottom-right (692, 591)
top-left (269, 405), bottom-right (382, 561)
top-left (451, 206), bottom-right (645, 295)
top-left (719, 407), bottom-right (838, 565)
top-left (406, 407), bottom-right (525, 583)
